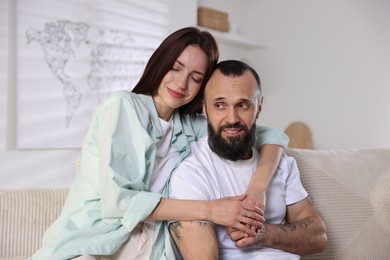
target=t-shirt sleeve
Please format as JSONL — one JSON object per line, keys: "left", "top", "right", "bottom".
{"left": 282, "top": 154, "right": 308, "bottom": 205}
{"left": 169, "top": 154, "right": 210, "bottom": 201}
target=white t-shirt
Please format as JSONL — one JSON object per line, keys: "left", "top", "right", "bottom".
{"left": 149, "top": 117, "right": 179, "bottom": 192}
{"left": 169, "top": 136, "right": 308, "bottom": 260}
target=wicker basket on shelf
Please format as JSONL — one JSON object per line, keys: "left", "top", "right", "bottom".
{"left": 197, "top": 7, "right": 229, "bottom": 32}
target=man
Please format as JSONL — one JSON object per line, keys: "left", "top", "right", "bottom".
{"left": 168, "top": 60, "right": 327, "bottom": 259}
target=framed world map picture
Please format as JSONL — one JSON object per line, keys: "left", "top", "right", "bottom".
{"left": 16, "top": 0, "right": 169, "bottom": 148}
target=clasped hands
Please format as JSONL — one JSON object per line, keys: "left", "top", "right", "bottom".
{"left": 226, "top": 193, "right": 266, "bottom": 248}
{"left": 210, "top": 193, "right": 265, "bottom": 239}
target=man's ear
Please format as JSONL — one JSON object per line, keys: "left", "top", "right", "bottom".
{"left": 256, "top": 96, "right": 263, "bottom": 119}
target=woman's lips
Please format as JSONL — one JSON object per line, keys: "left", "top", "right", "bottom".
{"left": 168, "top": 88, "right": 185, "bottom": 98}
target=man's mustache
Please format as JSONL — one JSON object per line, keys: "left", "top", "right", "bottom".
{"left": 218, "top": 123, "right": 247, "bottom": 133}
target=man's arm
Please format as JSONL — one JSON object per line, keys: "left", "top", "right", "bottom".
{"left": 228, "top": 197, "right": 327, "bottom": 255}
{"left": 169, "top": 221, "right": 218, "bottom": 260}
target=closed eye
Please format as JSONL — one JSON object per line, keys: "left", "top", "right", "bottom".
{"left": 172, "top": 66, "right": 180, "bottom": 71}
{"left": 192, "top": 75, "right": 203, "bottom": 84}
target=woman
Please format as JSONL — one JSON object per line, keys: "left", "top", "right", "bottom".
{"left": 31, "top": 27, "right": 288, "bottom": 260}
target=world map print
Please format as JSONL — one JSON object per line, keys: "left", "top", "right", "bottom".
{"left": 25, "top": 20, "right": 155, "bottom": 128}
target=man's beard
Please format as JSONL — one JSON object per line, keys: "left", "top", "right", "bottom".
{"left": 208, "top": 121, "right": 256, "bottom": 161}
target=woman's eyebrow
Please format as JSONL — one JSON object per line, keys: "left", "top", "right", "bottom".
{"left": 175, "top": 60, "right": 205, "bottom": 76}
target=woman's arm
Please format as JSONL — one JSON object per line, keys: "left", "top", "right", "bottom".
{"left": 246, "top": 144, "right": 284, "bottom": 209}
{"left": 97, "top": 92, "right": 163, "bottom": 230}
{"left": 247, "top": 126, "right": 288, "bottom": 209}
{"left": 146, "top": 195, "right": 264, "bottom": 236}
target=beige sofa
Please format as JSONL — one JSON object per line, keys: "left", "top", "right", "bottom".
{"left": 1, "top": 148, "right": 390, "bottom": 260}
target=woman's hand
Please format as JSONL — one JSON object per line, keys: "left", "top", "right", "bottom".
{"left": 208, "top": 194, "right": 264, "bottom": 236}
{"left": 244, "top": 188, "right": 266, "bottom": 213}
{"left": 244, "top": 184, "right": 267, "bottom": 234}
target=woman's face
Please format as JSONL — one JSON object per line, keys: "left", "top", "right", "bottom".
{"left": 153, "top": 45, "right": 208, "bottom": 121}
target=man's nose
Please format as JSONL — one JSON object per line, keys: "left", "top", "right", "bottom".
{"left": 225, "top": 108, "right": 239, "bottom": 124}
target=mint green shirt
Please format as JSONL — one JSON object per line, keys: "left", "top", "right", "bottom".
{"left": 31, "top": 91, "right": 288, "bottom": 260}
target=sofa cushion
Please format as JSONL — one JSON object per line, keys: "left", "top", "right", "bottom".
{"left": 0, "top": 189, "right": 68, "bottom": 259}
{"left": 286, "top": 148, "right": 390, "bottom": 260}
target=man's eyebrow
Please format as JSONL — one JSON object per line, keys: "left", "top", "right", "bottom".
{"left": 213, "top": 97, "right": 226, "bottom": 102}
{"left": 239, "top": 98, "right": 251, "bottom": 102}
{"left": 213, "top": 97, "right": 251, "bottom": 102}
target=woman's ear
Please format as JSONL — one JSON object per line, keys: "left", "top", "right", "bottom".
{"left": 202, "top": 100, "right": 207, "bottom": 118}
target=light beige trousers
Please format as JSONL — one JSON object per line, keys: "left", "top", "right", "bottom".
{"left": 73, "top": 222, "right": 156, "bottom": 260}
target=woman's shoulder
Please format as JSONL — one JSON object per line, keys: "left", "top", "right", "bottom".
{"left": 178, "top": 113, "right": 207, "bottom": 140}
{"left": 107, "top": 90, "right": 151, "bottom": 103}
{"left": 180, "top": 113, "right": 206, "bottom": 124}
{"left": 99, "top": 91, "right": 154, "bottom": 111}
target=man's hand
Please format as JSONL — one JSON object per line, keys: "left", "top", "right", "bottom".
{"left": 227, "top": 225, "right": 266, "bottom": 248}
{"left": 227, "top": 198, "right": 327, "bottom": 255}
{"left": 226, "top": 225, "right": 265, "bottom": 248}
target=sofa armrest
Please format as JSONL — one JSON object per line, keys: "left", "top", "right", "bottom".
{"left": 286, "top": 148, "right": 390, "bottom": 259}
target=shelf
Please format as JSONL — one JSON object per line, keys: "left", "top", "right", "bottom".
{"left": 199, "top": 27, "right": 266, "bottom": 49}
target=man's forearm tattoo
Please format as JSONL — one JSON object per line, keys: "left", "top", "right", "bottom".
{"left": 169, "top": 221, "right": 210, "bottom": 240}
{"left": 170, "top": 222, "right": 183, "bottom": 240}
{"left": 278, "top": 219, "right": 314, "bottom": 232}
{"left": 198, "top": 221, "right": 210, "bottom": 227}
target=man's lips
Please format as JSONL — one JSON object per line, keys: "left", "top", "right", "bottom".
{"left": 167, "top": 88, "right": 185, "bottom": 98}
{"left": 222, "top": 128, "right": 243, "bottom": 137}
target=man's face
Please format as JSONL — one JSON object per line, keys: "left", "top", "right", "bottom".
{"left": 203, "top": 70, "right": 262, "bottom": 161}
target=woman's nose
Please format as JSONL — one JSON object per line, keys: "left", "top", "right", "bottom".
{"left": 175, "top": 73, "right": 187, "bottom": 89}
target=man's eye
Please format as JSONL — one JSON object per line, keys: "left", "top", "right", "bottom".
{"left": 214, "top": 103, "right": 225, "bottom": 109}
{"left": 238, "top": 103, "right": 250, "bottom": 109}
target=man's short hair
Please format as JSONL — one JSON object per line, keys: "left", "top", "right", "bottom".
{"left": 215, "top": 60, "right": 262, "bottom": 94}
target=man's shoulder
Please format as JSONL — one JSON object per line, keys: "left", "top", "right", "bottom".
{"left": 183, "top": 136, "right": 210, "bottom": 165}
{"left": 276, "top": 152, "right": 300, "bottom": 176}
{"left": 170, "top": 137, "right": 214, "bottom": 200}
{"left": 173, "top": 136, "right": 212, "bottom": 176}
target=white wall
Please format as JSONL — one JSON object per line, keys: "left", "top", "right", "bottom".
{"left": 195, "top": 0, "right": 390, "bottom": 150}
{"left": 248, "top": 0, "right": 390, "bottom": 149}
{"left": 1, "top": 0, "right": 389, "bottom": 189}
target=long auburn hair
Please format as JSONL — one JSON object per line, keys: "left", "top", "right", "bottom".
{"left": 132, "top": 27, "right": 219, "bottom": 114}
